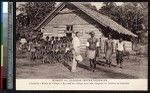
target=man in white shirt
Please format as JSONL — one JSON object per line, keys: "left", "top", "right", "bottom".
{"left": 115, "top": 37, "right": 125, "bottom": 68}
{"left": 71, "top": 31, "right": 81, "bottom": 72}
{"left": 72, "top": 32, "right": 80, "bottom": 55}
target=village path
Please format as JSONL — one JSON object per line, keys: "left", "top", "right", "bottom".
{"left": 16, "top": 53, "right": 147, "bottom": 79}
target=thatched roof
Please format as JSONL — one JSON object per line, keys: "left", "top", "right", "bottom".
{"left": 34, "top": 2, "right": 137, "bottom": 37}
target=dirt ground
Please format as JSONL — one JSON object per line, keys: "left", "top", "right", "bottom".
{"left": 16, "top": 52, "right": 148, "bottom": 79}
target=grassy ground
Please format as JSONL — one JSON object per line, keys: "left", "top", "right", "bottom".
{"left": 16, "top": 51, "right": 148, "bottom": 79}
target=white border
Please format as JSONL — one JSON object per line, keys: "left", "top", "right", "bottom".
{"left": 16, "top": 79, "right": 147, "bottom": 90}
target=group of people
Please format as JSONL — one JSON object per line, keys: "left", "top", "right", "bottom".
{"left": 72, "top": 31, "right": 125, "bottom": 72}
{"left": 19, "top": 35, "right": 74, "bottom": 64}
{"left": 19, "top": 30, "right": 126, "bottom": 73}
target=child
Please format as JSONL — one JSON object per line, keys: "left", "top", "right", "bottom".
{"left": 42, "top": 39, "right": 49, "bottom": 63}
{"left": 48, "top": 44, "right": 53, "bottom": 64}
{"left": 55, "top": 44, "right": 59, "bottom": 63}
{"left": 57, "top": 37, "right": 61, "bottom": 44}
{"left": 60, "top": 44, "right": 66, "bottom": 63}
{"left": 45, "top": 36, "right": 50, "bottom": 45}
{"left": 50, "top": 38, "right": 56, "bottom": 63}
{"left": 65, "top": 43, "right": 70, "bottom": 53}
{"left": 28, "top": 40, "right": 32, "bottom": 52}
{"left": 51, "top": 36, "right": 54, "bottom": 44}
{"left": 35, "top": 40, "right": 42, "bottom": 59}
{"left": 58, "top": 42, "right": 63, "bottom": 63}
{"left": 48, "top": 46, "right": 53, "bottom": 64}
{"left": 65, "top": 43, "right": 70, "bottom": 62}
{"left": 68, "top": 42, "right": 73, "bottom": 62}
{"left": 40, "top": 39, "right": 45, "bottom": 60}
{"left": 30, "top": 39, "right": 36, "bottom": 61}
{"left": 42, "top": 51, "right": 49, "bottom": 64}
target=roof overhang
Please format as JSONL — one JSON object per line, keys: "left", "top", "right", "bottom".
{"left": 34, "top": 2, "right": 138, "bottom": 38}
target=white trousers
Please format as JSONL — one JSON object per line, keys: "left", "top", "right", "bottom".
{"left": 71, "top": 57, "right": 77, "bottom": 72}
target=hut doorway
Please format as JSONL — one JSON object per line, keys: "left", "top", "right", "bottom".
{"left": 65, "top": 25, "right": 73, "bottom": 40}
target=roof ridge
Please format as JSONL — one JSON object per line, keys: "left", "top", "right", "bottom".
{"left": 71, "top": 2, "right": 137, "bottom": 37}
{"left": 75, "top": 2, "right": 111, "bottom": 19}
{"left": 34, "top": 2, "right": 137, "bottom": 37}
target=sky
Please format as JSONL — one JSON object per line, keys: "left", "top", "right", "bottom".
{"left": 55, "top": 2, "right": 124, "bottom": 9}
{"left": 16, "top": 2, "right": 124, "bottom": 10}
{"left": 90, "top": 2, "right": 124, "bottom": 9}
{"left": 3, "top": 2, "right": 8, "bottom": 13}
{"left": 16, "top": 2, "right": 124, "bottom": 15}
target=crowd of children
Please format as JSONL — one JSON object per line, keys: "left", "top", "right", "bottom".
{"left": 28, "top": 35, "right": 73, "bottom": 64}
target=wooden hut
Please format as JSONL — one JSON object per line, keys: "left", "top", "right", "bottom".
{"left": 34, "top": 2, "right": 137, "bottom": 53}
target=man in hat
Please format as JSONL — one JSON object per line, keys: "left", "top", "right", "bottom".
{"left": 86, "top": 31, "right": 99, "bottom": 72}
{"left": 104, "top": 34, "right": 114, "bottom": 67}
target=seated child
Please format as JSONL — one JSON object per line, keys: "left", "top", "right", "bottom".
{"left": 35, "top": 41, "right": 42, "bottom": 59}
{"left": 30, "top": 43, "right": 36, "bottom": 61}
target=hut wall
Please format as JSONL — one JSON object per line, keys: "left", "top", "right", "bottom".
{"left": 113, "top": 39, "right": 132, "bottom": 51}
{"left": 40, "top": 7, "right": 132, "bottom": 54}
{"left": 41, "top": 7, "right": 103, "bottom": 53}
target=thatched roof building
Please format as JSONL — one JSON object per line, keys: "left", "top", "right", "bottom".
{"left": 34, "top": 2, "right": 137, "bottom": 52}
{"left": 35, "top": 2, "right": 137, "bottom": 38}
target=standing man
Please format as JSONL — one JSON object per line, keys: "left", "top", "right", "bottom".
{"left": 115, "top": 37, "right": 125, "bottom": 68}
{"left": 71, "top": 31, "right": 82, "bottom": 72}
{"left": 86, "top": 31, "right": 99, "bottom": 72}
{"left": 104, "top": 34, "right": 114, "bottom": 67}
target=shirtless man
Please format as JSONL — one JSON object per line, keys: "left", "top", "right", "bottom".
{"left": 86, "top": 31, "right": 99, "bottom": 72}
{"left": 104, "top": 34, "right": 114, "bottom": 67}
{"left": 115, "top": 37, "right": 125, "bottom": 68}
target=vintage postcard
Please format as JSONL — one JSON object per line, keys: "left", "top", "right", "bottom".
{"left": 16, "top": 2, "right": 148, "bottom": 90}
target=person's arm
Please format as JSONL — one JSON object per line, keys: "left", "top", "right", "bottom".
{"left": 85, "top": 41, "right": 89, "bottom": 57}
{"left": 70, "top": 42, "right": 73, "bottom": 50}
{"left": 99, "top": 38, "right": 102, "bottom": 52}
{"left": 96, "top": 39, "right": 100, "bottom": 48}
{"left": 123, "top": 42, "right": 126, "bottom": 52}
{"left": 77, "top": 39, "right": 81, "bottom": 55}
{"left": 115, "top": 42, "right": 118, "bottom": 52}
{"left": 112, "top": 41, "right": 114, "bottom": 54}
{"left": 96, "top": 39, "right": 99, "bottom": 57}
{"left": 72, "top": 38, "right": 77, "bottom": 56}
{"left": 71, "top": 38, "right": 74, "bottom": 48}
{"left": 104, "top": 40, "right": 106, "bottom": 54}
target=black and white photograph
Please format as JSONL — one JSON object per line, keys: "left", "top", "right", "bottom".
{"left": 16, "top": 2, "right": 148, "bottom": 79}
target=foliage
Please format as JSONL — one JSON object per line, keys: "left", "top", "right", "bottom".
{"left": 16, "top": 2, "right": 148, "bottom": 44}
{"left": 99, "top": 2, "right": 148, "bottom": 43}
{"left": 16, "top": 2, "right": 56, "bottom": 39}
